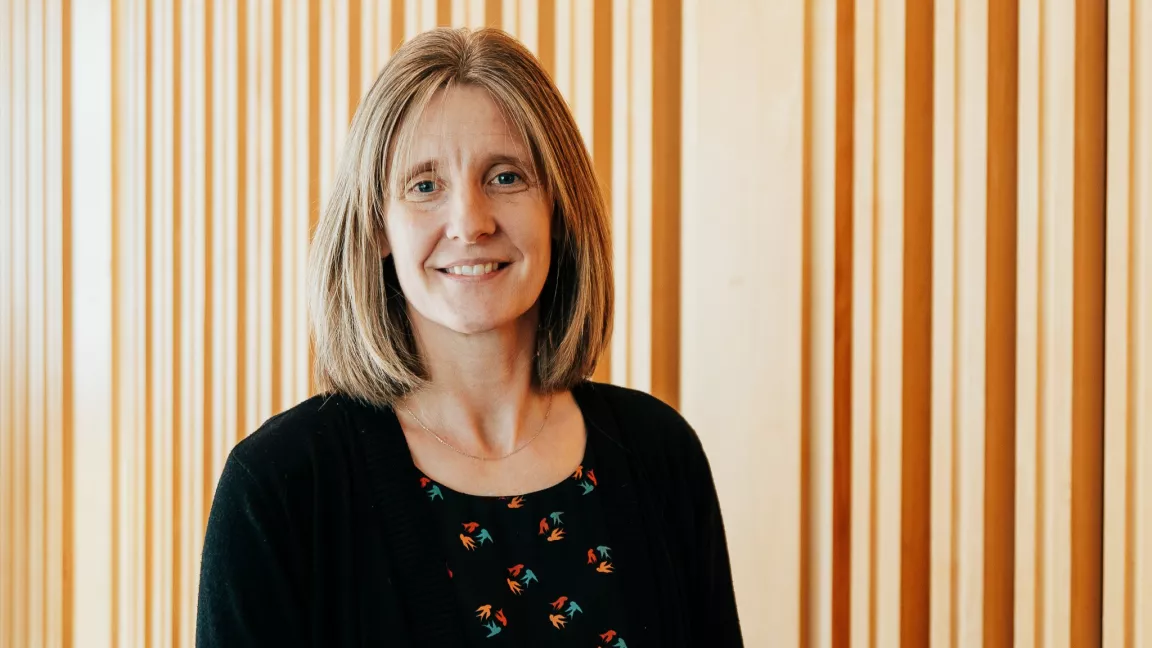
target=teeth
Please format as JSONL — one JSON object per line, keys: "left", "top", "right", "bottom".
{"left": 447, "top": 263, "right": 500, "bottom": 276}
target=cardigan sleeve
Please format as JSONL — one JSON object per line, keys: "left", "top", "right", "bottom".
{"left": 196, "top": 448, "right": 307, "bottom": 647}
{"left": 684, "top": 427, "right": 744, "bottom": 646}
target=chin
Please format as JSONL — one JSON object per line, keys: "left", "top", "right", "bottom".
{"left": 438, "top": 312, "right": 520, "bottom": 336}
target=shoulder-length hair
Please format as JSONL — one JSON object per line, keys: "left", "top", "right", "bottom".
{"left": 307, "top": 27, "right": 613, "bottom": 407}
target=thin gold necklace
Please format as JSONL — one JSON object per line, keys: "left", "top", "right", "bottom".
{"left": 401, "top": 393, "right": 555, "bottom": 462}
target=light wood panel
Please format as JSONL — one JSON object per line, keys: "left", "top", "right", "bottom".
{"left": 1104, "top": 2, "right": 1152, "bottom": 647}
{"left": 681, "top": 1, "right": 804, "bottom": 644}
{"left": 4, "top": 2, "right": 1151, "bottom": 647}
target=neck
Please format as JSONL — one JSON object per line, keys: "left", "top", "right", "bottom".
{"left": 400, "top": 308, "right": 548, "bottom": 457}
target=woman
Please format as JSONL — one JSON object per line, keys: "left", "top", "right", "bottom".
{"left": 197, "top": 27, "right": 742, "bottom": 647}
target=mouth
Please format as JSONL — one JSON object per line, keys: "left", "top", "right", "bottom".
{"left": 436, "top": 261, "right": 511, "bottom": 278}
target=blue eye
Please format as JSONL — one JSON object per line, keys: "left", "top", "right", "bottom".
{"left": 414, "top": 180, "right": 437, "bottom": 193}
{"left": 493, "top": 172, "right": 520, "bottom": 185}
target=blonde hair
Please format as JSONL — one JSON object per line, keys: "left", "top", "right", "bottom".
{"left": 307, "top": 27, "right": 613, "bottom": 407}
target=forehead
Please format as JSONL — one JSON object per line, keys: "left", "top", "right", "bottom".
{"left": 405, "top": 84, "right": 531, "bottom": 157}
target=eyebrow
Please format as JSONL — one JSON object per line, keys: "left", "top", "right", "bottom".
{"left": 396, "top": 153, "right": 534, "bottom": 185}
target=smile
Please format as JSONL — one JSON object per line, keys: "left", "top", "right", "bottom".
{"left": 437, "top": 262, "right": 509, "bottom": 277}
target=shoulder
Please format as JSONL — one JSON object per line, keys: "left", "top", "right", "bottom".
{"left": 575, "top": 381, "right": 706, "bottom": 464}
{"left": 227, "top": 393, "right": 367, "bottom": 490}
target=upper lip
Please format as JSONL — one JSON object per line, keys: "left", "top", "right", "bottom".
{"left": 436, "top": 258, "right": 509, "bottom": 269}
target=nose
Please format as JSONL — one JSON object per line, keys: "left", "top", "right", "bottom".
{"left": 444, "top": 183, "right": 496, "bottom": 244}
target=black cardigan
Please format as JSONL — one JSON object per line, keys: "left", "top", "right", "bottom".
{"left": 196, "top": 381, "right": 743, "bottom": 647}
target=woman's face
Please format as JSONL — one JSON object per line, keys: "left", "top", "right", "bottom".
{"left": 382, "top": 85, "right": 553, "bottom": 337}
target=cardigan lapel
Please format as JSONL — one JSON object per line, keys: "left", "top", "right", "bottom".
{"left": 352, "top": 397, "right": 467, "bottom": 647}
{"left": 574, "top": 382, "right": 688, "bottom": 647}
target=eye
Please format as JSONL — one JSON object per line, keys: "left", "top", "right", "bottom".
{"left": 492, "top": 172, "right": 521, "bottom": 186}
{"left": 413, "top": 180, "right": 437, "bottom": 193}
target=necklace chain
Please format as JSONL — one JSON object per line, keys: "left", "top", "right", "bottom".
{"left": 401, "top": 393, "right": 555, "bottom": 462}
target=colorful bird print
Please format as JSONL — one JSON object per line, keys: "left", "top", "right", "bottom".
{"left": 587, "top": 549, "right": 598, "bottom": 564}
{"left": 597, "top": 545, "right": 612, "bottom": 559}
{"left": 476, "top": 605, "right": 492, "bottom": 620}
{"left": 613, "top": 639, "right": 628, "bottom": 648}
{"left": 600, "top": 630, "right": 618, "bottom": 642}
{"left": 573, "top": 465, "right": 583, "bottom": 479}
{"left": 549, "top": 614, "right": 567, "bottom": 629}
{"left": 507, "top": 495, "right": 525, "bottom": 509}
{"left": 484, "top": 621, "right": 503, "bottom": 638}
{"left": 477, "top": 529, "right": 494, "bottom": 545}
{"left": 462, "top": 521, "right": 479, "bottom": 533}
{"left": 419, "top": 477, "right": 431, "bottom": 488}
{"left": 550, "top": 596, "right": 569, "bottom": 610}
{"left": 596, "top": 561, "right": 614, "bottom": 574}
{"left": 538, "top": 518, "right": 550, "bottom": 535}
{"left": 427, "top": 485, "right": 443, "bottom": 501}
{"left": 549, "top": 511, "right": 565, "bottom": 525}
{"left": 587, "top": 469, "right": 597, "bottom": 486}
{"left": 580, "top": 481, "right": 595, "bottom": 496}
{"left": 495, "top": 609, "right": 507, "bottom": 626}
{"left": 507, "top": 564, "right": 524, "bottom": 577}
{"left": 507, "top": 578, "right": 524, "bottom": 595}
{"left": 460, "top": 534, "right": 477, "bottom": 551}
{"left": 520, "top": 569, "right": 538, "bottom": 586}
{"left": 547, "top": 528, "right": 566, "bottom": 542}
{"left": 564, "top": 601, "right": 584, "bottom": 617}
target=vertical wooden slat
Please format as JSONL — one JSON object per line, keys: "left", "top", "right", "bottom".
{"left": 1040, "top": 0, "right": 1077, "bottom": 644}
{"left": 501, "top": 0, "right": 517, "bottom": 32}
{"left": 806, "top": 0, "right": 839, "bottom": 645}
{"left": 984, "top": 2, "right": 1019, "bottom": 647}
{"left": 589, "top": 0, "right": 612, "bottom": 385}
{"left": 170, "top": 0, "right": 185, "bottom": 643}
{"left": 956, "top": 1, "right": 989, "bottom": 646}
{"left": 1103, "top": 2, "right": 1135, "bottom": 646}
{"left": 27, "top": 0, "right": 47, "bottom": 643}
{"left": 929, "top": 0, "right": 957, "bottom": 645}
{"left": 873, "top": 0, "right": 905, "bottom": 643}
{"left": 111, "top": 1, "right": 124, "bottom": 641}
{"left": 552, "top": 0, "right": 571, "bottom": 98}
{"left": 514, "top": 0, "right": 538, "bottom": 54}
{"left": 201, "top": 0, "right": 217, "bottom": 579}
{"left": 292, "top": 0, "right": 311, "bottom": 404}
{"left": 1014, "top": 0, "right": 1041, "bottom": 643}
{"left": 160, "top": 1, "right": 177, "bottom": 641}
{"left": 484, "top": 0, "right": 501, "bottom": 28}
{"left": 270, "top": 0, "right": 283, "bottom": 416}
{"left": 1133, "top": 6, "right": 1152, "bottom": 643}
{"left": 627, "top": 0, "right": 651, "bottom": 394}
{"left": 608, "top": 0, "right": 628, "bottom": 384}
{"left": 849, "top": 0, "right": 875, "bottom": 644}
{"left": 0, "top": 0, "right": 13, "bottom": 641}
{"left": 71, "top": 0, "right": 115, "bottom": 643}
{"left": 60, "top": 0, "right": 74, "bottom": 641}
{"left": 536, "top": 0, "right": 554, "bottom": 78}
{"left": 44, "top": 0, "right": 67, "bottom": 643}
{"left": 832, "top": 0, "right": 855, "bottom": 643}
{"left": 307, "top": 0, "right": 321, "bottom": 395}
{"left": 650, "top": 0, "right": 679, "bottom": 409}
{"left": 11, "top": 1, "right": 30, "bottom": 645}
{"left": 138, "top": 0, "right": 157, "bottom": 644}
{"left": 235, "top": 0, "right": 248, "bottom": 444}
{"left": 901, "top": 0, "right": 933, "bottom": 644}
{"left": 1071, "top": 1, "right": 1106, "bottom": 644}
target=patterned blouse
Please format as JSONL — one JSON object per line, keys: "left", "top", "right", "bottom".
{"left": 418, "top": 439, "right": 634, "bottom": 647}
